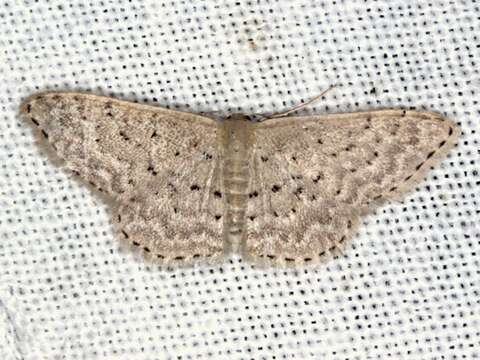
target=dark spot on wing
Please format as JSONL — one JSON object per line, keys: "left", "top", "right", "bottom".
{"left": 119, "top": 131, "right": 129, "bottom": 141}
{"left": 293, "top": 187, "right": 303, "bottom": 197}
{"left": 312, "top": 173, "right": 323, "bottom": 183}
{"left": 203, "top": 152, "right": 213, "bottom": 160}
{"left": 147, "top": 164, "right": 158, "bottom": 176}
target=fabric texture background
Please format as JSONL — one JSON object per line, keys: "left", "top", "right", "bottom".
{"left": 0, "top": 1, "right": 478, "bottom": 359}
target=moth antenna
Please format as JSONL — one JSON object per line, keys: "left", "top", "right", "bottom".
{"left": 265, "top": 84, "right": 337, "bottom": 119}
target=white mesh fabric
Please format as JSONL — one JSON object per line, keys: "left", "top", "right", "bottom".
{"left": 0, "top": 1, "right": 479, "bottom": 359}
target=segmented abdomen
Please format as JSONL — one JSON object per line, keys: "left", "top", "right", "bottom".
{"left": 221, "top": 118, "right": 254, "bottom": 251}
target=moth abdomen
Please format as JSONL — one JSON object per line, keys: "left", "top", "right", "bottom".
{"left": 222, "top": 118, "right": 254, "bottom": 249}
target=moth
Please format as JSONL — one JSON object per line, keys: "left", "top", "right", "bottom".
{"left": 21, "top": 92, "right": 459, "bottom": 266}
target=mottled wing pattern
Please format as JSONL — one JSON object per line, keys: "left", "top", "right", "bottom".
{"left": 245, "top": 110, "right": 458, "bottom": 265}
{"left": 21, "top": 92, "right": 225, "bottom": 264}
